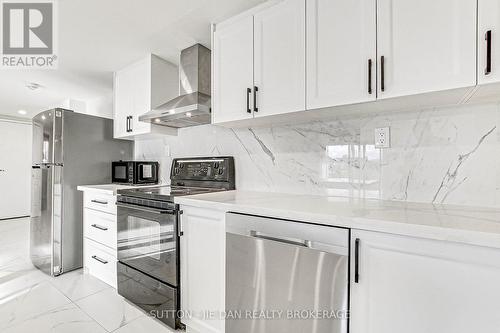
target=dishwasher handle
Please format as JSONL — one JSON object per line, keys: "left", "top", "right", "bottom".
{"left": 250, "top": 230, "right": 312, "bottom": 248}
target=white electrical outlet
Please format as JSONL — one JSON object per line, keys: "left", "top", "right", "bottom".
{"left": 164, "top": 145, "right": 171, "bottom": 157}
{"left": 374, "top": 127, "right": 391, "bottom": 148}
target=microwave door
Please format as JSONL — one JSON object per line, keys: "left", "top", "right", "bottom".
{"left": 113, "top": 163, "right": 129, "bottom": 183}
{"left": 137, "top": 162, "right": 158, "bottom": 184}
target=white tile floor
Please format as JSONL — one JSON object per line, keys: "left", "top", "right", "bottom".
{"left": 0, "top": 217, "right": 176, "bottom": 333}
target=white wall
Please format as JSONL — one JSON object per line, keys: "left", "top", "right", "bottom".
{"left": 0, "top": 119, "right": 32, "bottom": 219}
{"left": 135, "top": 102, "right": 500, "bottom": 208}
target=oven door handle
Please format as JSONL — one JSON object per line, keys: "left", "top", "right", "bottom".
{"left": 116, "top": 202, "right": 176, "bottom": 215}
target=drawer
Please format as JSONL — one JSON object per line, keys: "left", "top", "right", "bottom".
{"left": 84, "top": 238, "right": 117, "bottom": 288}
{"left": 84, "top": 192, "right": 116, "bottom": 215}
{"left": 84, "top": 209, "right": 117, "bottom": 250}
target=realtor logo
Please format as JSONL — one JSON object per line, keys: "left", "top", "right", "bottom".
{"left": 1, "top": 0, "right": 57, "bottom": 68}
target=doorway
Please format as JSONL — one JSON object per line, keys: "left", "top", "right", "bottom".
{"left": 0, "top": 119, "right": 32, "bottom": 220}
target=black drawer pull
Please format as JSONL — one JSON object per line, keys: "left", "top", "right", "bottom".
{"left": 91, "top": 255, "right": 108, "bottom": 264}
{"left": 91, "top": 224, "right": 108, "bottom": 231}
{"left": 91, "top": 199, "right": 108, "bottom": 205}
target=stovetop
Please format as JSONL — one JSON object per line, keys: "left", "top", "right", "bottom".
{"left": 117, "top": 185, "right": 225, "bottom": 202}
{"left": 117, "top": 156, "right": 235, "bottom": 203}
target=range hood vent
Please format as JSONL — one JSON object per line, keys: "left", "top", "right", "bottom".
{"left": 139, "top": 44, "right": 211, "bottom": 128}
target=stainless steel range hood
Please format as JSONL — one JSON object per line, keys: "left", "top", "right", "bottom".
{"left": 139, "top": 44, "right": 211, "bottom": 128}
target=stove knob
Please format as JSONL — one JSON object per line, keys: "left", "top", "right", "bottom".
{"left": 218, "top": 168, "right": 224, "bottom": 175}
{"left": 214, "top": 162, "right": 219, "bottom": 169}
{"left": 174, "top": 168, "right": 179, "bottom": 175}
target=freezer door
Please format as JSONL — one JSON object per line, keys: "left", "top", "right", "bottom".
{"left": 32, "top": 109, "right": 63, "bottom": 165}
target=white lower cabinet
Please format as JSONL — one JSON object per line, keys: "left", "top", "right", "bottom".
{"left": 84, "top": 238, "right": 117, "bottom": 288}
{"left": 180, "top": 206, "right": 226, "bottom": 333}
{"left": 82, "top": 191, "right": 118, "bottom": 288}
{"left": 350, "top": 230, "right": 500, "bottom": 333}
{"left": 177, "top": 203, "right": 500, "bottom": 332}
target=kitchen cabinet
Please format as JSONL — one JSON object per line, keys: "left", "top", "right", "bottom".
{"left": 253, "top": 0, "right": 305, "bottom": 117}
{"left": 213, "top": 0, "right": 480, "bottom": 126}
{"left": 212, "top": 0, "right": 305, "bottom": 124}
{"left": 212, "top": 15, "right": 254, "bottom": 123}
{"left": 180, "top": 206, "right": 226, "bottom": 333}
{"left": 81, "top": 190, "right": 118, "bottom": 288}
{"left": 113, "top": 54, "right": 178, "bottom": 139}
{"left": 478, "top": 0, "right": 500, "bottom": 84}
{"left": 350, "top": 230, "right": 500, "bottom": 333}
{"left": 376, "top": 0, "right": 477, "bottom": 99}
{"left": 306, "top": 0, "right": 376, "bottom": 109}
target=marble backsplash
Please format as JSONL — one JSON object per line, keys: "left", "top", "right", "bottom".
{"left": 135, "top": 102, "right": 500, "bottom": 208}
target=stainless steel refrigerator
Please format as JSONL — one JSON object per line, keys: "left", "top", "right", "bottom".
{"left": 30, "top": 108, "right": 133, "bottom": 276}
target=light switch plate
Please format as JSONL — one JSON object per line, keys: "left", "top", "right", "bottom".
{"left": 374, "top": 127, "right": 391, "bottom": 148}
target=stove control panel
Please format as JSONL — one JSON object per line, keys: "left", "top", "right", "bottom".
{"left": 170, "top": 157, "right": 235, "bottom": 190}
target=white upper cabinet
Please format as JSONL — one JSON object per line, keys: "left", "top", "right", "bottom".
{"left": 213, "top": 15, "right": 254, "bottom": 124}
{"left": 254, "top": 0, "right": 305, "bottom": 117}
{"left": 113, "top": 54, "right": 178, "bottom": 139}
{"left": 376, "top": 0, "right": 477, "bottom": 99}
{"left": 478, "top": 0, "right": 500, "bottom": 84}
{"left": 306, "top": 0, "right": 376, "bottom": 110}
{"left": 350, "top": 230, "right": 500, "bottom": 333}
{"left": 212, "top": 0, "right": 305, "bottom": 124}
{"left": 212, "top": 0, "right": 481, "bottom": 125}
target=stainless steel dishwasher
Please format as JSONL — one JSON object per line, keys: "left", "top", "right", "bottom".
{"left": 226, "top": 213, "right": 349, "bottom": 333}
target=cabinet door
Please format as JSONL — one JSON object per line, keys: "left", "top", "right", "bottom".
{"left": 180, "top": 207, "right": 225, "bottom": 333}
{"left": 213, "top": 15, "right": 254, "bottom": 124}
{"left": 113, "top": 70, "right": 133, "bottom": 138}
{"left": 254, "top": 0, "right": 305, "bottom": 117}
{"left": 129, "top": 58, "right": 151, "bottom": 135}
{"left": 479, "top": 0, "right": 500, "bottom": 84}
{"left": 306, "top": 0, "right": 376, "bottom": 110}
{"left": 377, "top": 0, "right": 476, "bottom": 99}
{"left": 350, "top": 230, "right": 500, "bottom": 333}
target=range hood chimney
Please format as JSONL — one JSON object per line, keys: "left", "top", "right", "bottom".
{"left": 139, "top": 44, "right": 211, "bottom": 128}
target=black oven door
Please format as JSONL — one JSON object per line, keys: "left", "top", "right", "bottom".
{"left": 112, "top": 162, "right": 130, "bottom": 183}
{"left": 135, "top": 162, "right": 159, "bottom": 184}
{"left": 117, "top": 202, "right": 178, "bottom": 287}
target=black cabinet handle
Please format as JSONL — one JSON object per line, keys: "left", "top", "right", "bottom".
{"left": 368, "top": 59, "right": 373, "bottom": 94}
{"left": 253, "top": 86, "right": 259, "bottom": 112}
{"left": 91, "top": 199, "right": 108, "bottom": 205}
{"left": 485, "top": 30, "right": 492, "bottom": 75}
{"left": 380, "top": 56, "right": 385, "bottom": 92}
{"left": 91, "top": 224, "right": 108, "bottom": 231}
{"left": 246, "top": 88, "right": 252, "bottom": 113}
{"left": 91, "top": 255, "right": 108, "bottom": 264}
{"left": 127, "top": 116, "right": 133, "bottom": 132}
{"left": 354, "top": 238, "right": 360, "bottom": 283}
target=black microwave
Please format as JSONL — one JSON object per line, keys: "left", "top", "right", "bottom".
{"left": 112, "top": 161, "right": 159, "bottom": 185}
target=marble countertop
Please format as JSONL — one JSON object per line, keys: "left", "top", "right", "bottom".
{"left": 175, "top": 191, "right": 500, "bottom": 249}
{"left": 77, "top": 184, "right": 163, "bottom": 196}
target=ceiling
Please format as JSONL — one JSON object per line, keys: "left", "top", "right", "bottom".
{"left": 0, "top": 0, "right": 265, "bottom": 119}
